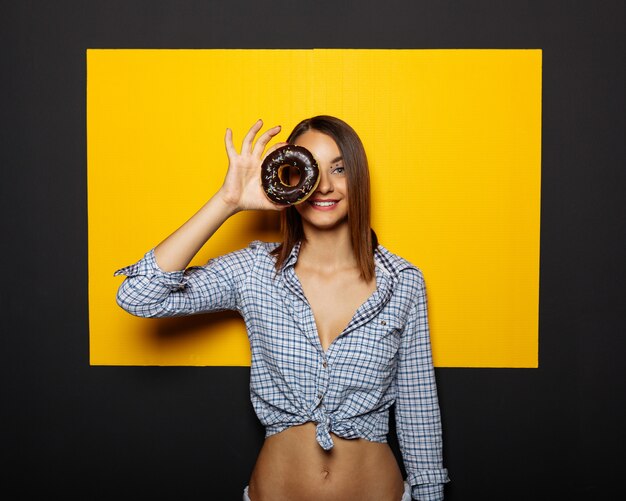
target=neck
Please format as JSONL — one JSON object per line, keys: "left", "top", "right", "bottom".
{"left": 298, "top": 221, "right": 356, "bottom": 272}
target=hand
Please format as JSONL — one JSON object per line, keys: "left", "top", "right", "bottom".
{"left": 218, "top": 119, "right": 287, "bottom": 212}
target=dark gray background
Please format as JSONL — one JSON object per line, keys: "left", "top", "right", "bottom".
{"left": 1, "top": 1, "right": 624, "bottom": 499}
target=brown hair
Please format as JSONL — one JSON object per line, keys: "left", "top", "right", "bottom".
{"left": 270, "top": 115, "right": 378, "bottom": 282}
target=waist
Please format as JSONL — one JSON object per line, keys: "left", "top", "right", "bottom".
{"left": 248, "top": 422, "right": 404, "bottom": 501}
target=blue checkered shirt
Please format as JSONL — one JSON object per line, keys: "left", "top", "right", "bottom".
{"left": 114, "top": 240, "right": 450, "bottom": 500}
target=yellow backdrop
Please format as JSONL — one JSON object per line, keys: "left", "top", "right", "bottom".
{"left": 87, "top": 49, "right": 541, "bottom": 367}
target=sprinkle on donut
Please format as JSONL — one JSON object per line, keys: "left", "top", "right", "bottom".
{"left": 261, "top": 145, "right": 320, "bottom": 205}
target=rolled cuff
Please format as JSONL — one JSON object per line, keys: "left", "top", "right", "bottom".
{"left": 114, "top": 248, "right": 186, "bottom": 289}
{"left": 408, "top": 468, "right": 450, "bottom": 500}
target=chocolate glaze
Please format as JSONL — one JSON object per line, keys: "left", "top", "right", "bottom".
{"left": 261, "top": 145, "right": 320, "bottom": 205}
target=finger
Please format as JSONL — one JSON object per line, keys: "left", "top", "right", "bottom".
{"left": 252, "top": 125, "right": 282, "bottom": 158}
{"left": 242, "top": 119, "right": 264, "bottom": 154}
{"left": 262, "top": 140, "right": 289, "bottom": 160}
{"left": 224, "top": 128, "right": 237, "bottom": 159}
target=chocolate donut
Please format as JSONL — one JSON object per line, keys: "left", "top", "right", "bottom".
{"left": 261, "top": 145, "right": 320, "bottom": 205}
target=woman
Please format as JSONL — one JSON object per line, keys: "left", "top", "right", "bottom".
{"left": 114, "top": 116, "right": 450, "bottom": 500}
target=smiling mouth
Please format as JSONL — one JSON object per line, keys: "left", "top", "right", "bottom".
{"left": 309, "top": 200, "right": 338, "bottom": 207}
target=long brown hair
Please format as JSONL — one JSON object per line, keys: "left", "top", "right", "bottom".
{"left": 270, "top": 115, "right": 378, "bottom": 281}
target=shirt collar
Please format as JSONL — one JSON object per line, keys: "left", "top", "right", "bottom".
{"left": 374, "top": 244, "right": 419, "bottom": 278}
{"left": 281, "top": 240, "right": 303, "bottom": 272}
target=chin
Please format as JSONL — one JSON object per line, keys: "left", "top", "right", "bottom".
{"left": 303, "top": 215, "right": 349, "bottom": 231}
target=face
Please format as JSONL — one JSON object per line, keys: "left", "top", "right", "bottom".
{"left": 292, "top": 130, "right": 349, "bottom": 231}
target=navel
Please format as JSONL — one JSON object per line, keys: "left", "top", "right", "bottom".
{"left": 320, "top": 466, "right": 331, "bottom": 480}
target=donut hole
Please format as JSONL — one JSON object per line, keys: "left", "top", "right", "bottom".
{"left": 278, "top": 164, "right": 301, "bottom": 187}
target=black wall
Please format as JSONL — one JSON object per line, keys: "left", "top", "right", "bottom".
{"left": 2, "top": 1, "right": 624, "bottom": 499}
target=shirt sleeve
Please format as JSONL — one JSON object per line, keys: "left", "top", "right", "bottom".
{"left": 395, "top": 270, "right": 450, "bottom": 500}
{"left": 112, "top": 241, "right": 260, "bottom": 318}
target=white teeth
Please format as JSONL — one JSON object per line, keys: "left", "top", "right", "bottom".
{"left": 311, "top": 201, "right": 337, "bottom": 207}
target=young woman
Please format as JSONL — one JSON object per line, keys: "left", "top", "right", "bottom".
{"left": 114, "top": 116, "right": 450, "bottom": 500}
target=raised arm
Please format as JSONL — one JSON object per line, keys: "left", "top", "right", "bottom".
{"left": 114, "top": 119, "right": 286, "bottom": 317}
{"left": 154, "top": 119, "right": 285, "bottom": 272}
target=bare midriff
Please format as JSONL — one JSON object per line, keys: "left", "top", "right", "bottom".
{"left": 247, "top": 422, "right": 405, "bottom": 501}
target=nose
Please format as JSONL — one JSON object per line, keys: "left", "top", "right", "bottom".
{"left": 314, "top": 169, "right": 333, "bottom": 194}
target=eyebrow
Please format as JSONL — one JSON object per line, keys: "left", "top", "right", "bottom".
{"left": 331, "top": 156, "right": 343, "bottom": 163}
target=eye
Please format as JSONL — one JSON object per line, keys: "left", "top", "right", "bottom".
{"left": 332, "top": 165, "right": 345, "bottom": 174}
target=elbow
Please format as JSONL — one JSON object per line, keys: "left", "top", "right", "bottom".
{"left": 115, "top": 285, "right": 148, "bottom": 317}
{"left": 115, "top": 281, "right": 169, "bottom": 318}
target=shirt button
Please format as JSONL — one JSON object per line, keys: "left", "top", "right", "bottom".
{"left": 318, "top": 393, "right": 323, "bottom": 399}
{"left": 381, "top": 320, "right": 387, "bottom": 326}
{"left": 322, "top": 361, "right": 328, "bottom": 368}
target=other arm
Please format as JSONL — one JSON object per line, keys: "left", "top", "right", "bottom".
{"left": 395, "top": 270, "right": 450, "bottom": 500}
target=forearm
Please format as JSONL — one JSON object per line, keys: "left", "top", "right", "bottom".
{"left": 153, "top": 189, "right": 238, "bottom": 272}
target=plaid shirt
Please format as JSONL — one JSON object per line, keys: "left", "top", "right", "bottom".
{"left": 114, "top": 240, "right": 450, "bottom": 500}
